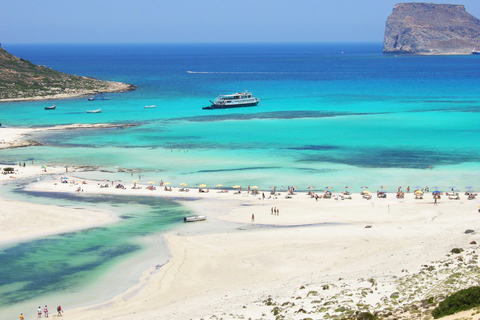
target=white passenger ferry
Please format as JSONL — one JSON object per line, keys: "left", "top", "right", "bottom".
{"left": 203, "top": 90, "right": 260, "bottom": 110}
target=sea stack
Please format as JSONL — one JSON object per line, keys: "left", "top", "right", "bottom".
{"left": 383, "top": 3, "right": 480, "bottom": 55}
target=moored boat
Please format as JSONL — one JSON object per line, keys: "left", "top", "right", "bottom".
{"left": 88, "top": 96, "right": 109, "bottom": 101}
{"left": 472, "top": 47, "right": 480, "bottom": 55}
{"left": 183, "top": 215, "right": 207, "bottom": 222}
{"left": 44, "top": 105, "right": 56, "bottom": 110}
{"left": 144, "top": 105, "right": 156, "bottom": 108}
{"left": 86, "top": 108, "right": 101, "bottom": 113}
{"left": 203, "top": 90, "right": 259, "bottom": 110}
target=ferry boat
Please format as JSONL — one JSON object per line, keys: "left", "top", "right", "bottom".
{"left": 203, "top": 91, "right": 260, "bottom": 110}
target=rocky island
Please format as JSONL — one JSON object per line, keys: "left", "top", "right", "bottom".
{"left": 0, "top": 45, "right": 135, "bottom": 102}
{"left": 383, "top": 3, "right": 480, "bottom": 55}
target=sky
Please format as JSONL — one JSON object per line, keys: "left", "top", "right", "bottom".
{"left": 2, "top": 0, "right": 480, "bottom": 43}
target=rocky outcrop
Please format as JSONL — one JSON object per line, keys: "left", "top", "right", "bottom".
{"left": 383, "top": 3, "right": 480, "bottom": 55}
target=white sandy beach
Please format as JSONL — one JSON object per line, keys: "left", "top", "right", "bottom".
{"left": 1, "top": 161, "right": 480, "bottom": 320}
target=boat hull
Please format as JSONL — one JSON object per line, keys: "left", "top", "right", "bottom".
{"left": 44, "top": 106, "right": 56, "bottom": 110}
{"left": 184, "top": 215, "right": 207, "bottom": 222}
{"left": 203, "top": 101, "right": 259, "bottom": 110}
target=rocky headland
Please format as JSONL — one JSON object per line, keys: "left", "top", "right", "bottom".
{"left": 383, "top": 3, "right": 480, "bottom": 55}
{"left": 0, "top": 46, "right": 135, "bottom": 102}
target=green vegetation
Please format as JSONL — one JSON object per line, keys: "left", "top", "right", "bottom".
{"left": 0, "top": 47, "right": 134, "bottom": 101}
{"left": 432, "top": 286, "right": 480, "bottom": 318}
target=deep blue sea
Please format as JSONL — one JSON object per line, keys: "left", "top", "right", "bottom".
{"left": 0, "top": 43, "right": 479, "bottom": 318}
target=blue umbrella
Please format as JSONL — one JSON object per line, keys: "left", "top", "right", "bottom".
{"left": 432, "top": 190, "right": 441, "bottom": 194}
{"left": 61, "top": 177, "right": 68, "bottom": 179}
{"left": 466, "top": 186, "right": 473, "bottom": 190}
{"left": 431, "top": 186, "right": 439, "bottom": 190}
{"left": 414, "top": 185, "right": 422, "bottom": 189}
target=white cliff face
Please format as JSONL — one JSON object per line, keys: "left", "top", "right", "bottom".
{"left": 383, "top": 2, "right": 480, "bottom": 55}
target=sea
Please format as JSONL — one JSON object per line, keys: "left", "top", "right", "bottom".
{"left": 0, "top": 43, "right": 479, "bottom": 318}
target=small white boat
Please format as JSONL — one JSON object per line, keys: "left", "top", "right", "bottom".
{"left": 184, "top": 215, "right": 207, "bottom": 222}
{"left": 86, "top": 108, "right": 101, "bottom": 113}
{"left": 144, "top": 105, "right": 156, "bottom": 108}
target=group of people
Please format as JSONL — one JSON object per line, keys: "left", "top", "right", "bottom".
{"left": 20, "top": 305, "right": 62, "bottom": 319}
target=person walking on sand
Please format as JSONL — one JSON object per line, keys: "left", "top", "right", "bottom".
{"left": 277, "top": 208, "right": 279, "bottom": 215}
{"left": 44, "top": 305, "right": 49, "bottom": 318}
{"left": 57, "top": 305, "right": 62, "bottom": 316}
{"left": 19, "top": 313, "right": 24, "bottom": 320}
{"left": 274, "top": 207, "right": 277, "bottom": 215}
{"left": 38, "top": 306, "right": 42, "bottom": 318}
{"left": 271, "top": 207, "right": 273, "bottom": 214}
{"left": 251, "top": 213, "right": 254, "bottom": 222}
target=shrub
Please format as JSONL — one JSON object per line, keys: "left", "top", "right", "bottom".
{"left": 432, "top": 286, "right": 480, "bottom": 318}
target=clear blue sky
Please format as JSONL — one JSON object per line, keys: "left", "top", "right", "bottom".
{"left": 3, "top": 0, "right": 480, "bottom": 43}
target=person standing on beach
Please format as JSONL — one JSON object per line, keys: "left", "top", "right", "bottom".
{"left": 19, "top": 313, "right": 24, "bottom": 320}
{"left": 38, "top": 306, "right": 42, "bottom": 318}
{"left": 57, "top": 305, "right": 62, "bottom": 316}
{"left": 44, "top": 305, "right": 49, "bottom": 318}
{"left": 271, "top": 207, "right": 273, "bottom": 214}
{"left": 277, "top": 208, "right": 280, "bottom": 215}
{"left": 251, "top": 214, "right": 254, "bottom": 222}
{"left": 274, "top": 207, "right": 277, "bottom": 215}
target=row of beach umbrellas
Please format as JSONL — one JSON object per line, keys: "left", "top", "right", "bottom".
{"left": 58, "top": 177, "right": 473, "bottom": 191}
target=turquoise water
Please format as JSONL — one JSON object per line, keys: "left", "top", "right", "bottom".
{"left": 0, "top": 43, "right": 479, "bottom": 317}
{"left": 1, "top": 43, "right": 479, "bottom": 191}
{"left": 0, "top": 184, "right": 191, "bottom": 318}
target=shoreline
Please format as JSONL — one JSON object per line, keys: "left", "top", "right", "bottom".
{"left": 0, "top": 123, "right": 137, "bottom": 149}
{"left": 0, "top": 81, "right": 136, "bottom": 103}
{"left": 2, "top": 166, "right": 480, "bottom": 319}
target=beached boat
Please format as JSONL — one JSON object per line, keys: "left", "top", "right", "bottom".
{"left": 144, "top": 105, "right": 156, "bottom": 108}
{"left": 44, "top": 105, "right": 56, "bottom": 110}
{"left": 203, "top": 90, "right": 259, "bottom": 110}
{"left": 183, "top": 215, "right": 207, "bottom": 222}
{"left": 86, "top": 108, "right": 101, "bottom": 113}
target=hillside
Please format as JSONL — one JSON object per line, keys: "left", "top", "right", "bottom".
{"left": 383, "top": 3, "right": 480, "bottom": 55}
{"left": 0, "top": 46, "right": 135, "bottom": 102}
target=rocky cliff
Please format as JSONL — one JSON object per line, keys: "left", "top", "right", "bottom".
{"left": 383, "top": 3, "right": 480, "bottom": 55}
{"left": 0, "top": 46, "right": 135, "bottom": 102}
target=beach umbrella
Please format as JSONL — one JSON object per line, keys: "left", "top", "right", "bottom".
{"left": 61, "top": 177, "right": 68, "bottom": 179}
{"left": 414, "top": 190, "right": 423, "bottom": 194}
{"left": 270, "top": 186, "right": 277, "bottom": 188}
{"left": 180, "top": 183, "right": 187, "bottom": 186}
{"left": 379, "top": 186, "right": 386, "bottom": 189}
{"left": 103, "top": 179, "right": 109, "bottom": 182}
{"left": 42, "top": 165, "right": 47, "bottom": 169}
{"left": 233, "top": 185, "right": 241, "bottom": 189}
{"left": 344, "top": 186, "right": 351, "bottom": 189}
{"left": 432, "top": 191, "right": 441, "bottom": 194}
{"left": 115, "top": 179, "right": 122, "bottom": 182}
{"left": 307, "top": 186, "right": 314, "bottom": 189}
{"left": 251, "top": 186, "right": 259, "bottom": 189}
{"left": 164, "top": 182, "right": 171, "bottom": 185}
{"left": 199, "top": 184, "right": 207, "bottom": 188}
{"left": 132, "top": 180, "right": 138, "bottom": 183}
{"left": 361, "top": 186, "right": 368, "bottom": 189}
{"left": 466, "top": 186, "right": 473, "bottom": 190}
{"left": 148, "top": 181, "right": 155, "bottom": 184}
{"left": 325, "top": 186, "right": 332, "bottom": 189}
{"left": 414, "top": 185, "right": 422, "bottom": 189}
{"left": 215, "top": 184, "right": 223, "bottom": 187}
{"left": 363, "top": 190, "right": 371, "bottom": 194}
{"left": 449, "top": 186, "right": 456, "bottom": 190}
